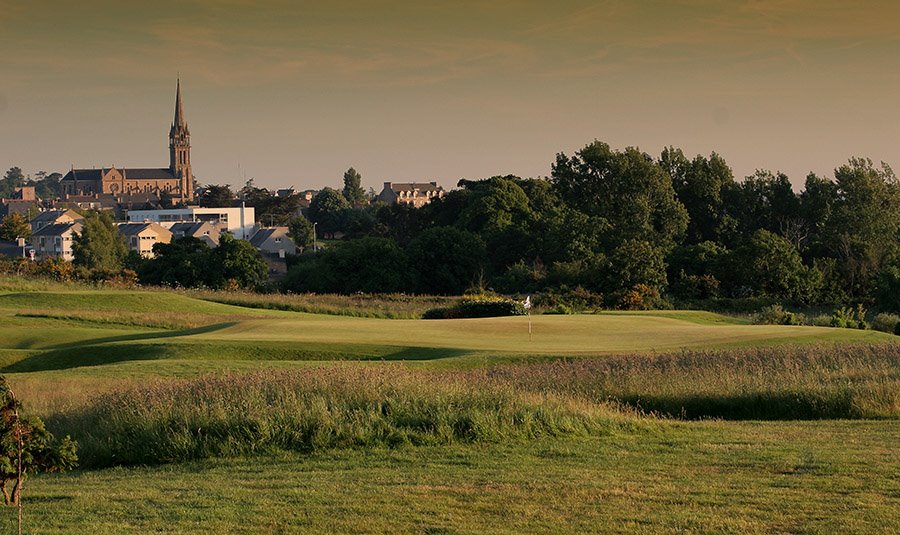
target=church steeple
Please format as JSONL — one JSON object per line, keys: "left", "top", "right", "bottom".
{"left": 169, "top": 77, "right": 193, "bottom": 202}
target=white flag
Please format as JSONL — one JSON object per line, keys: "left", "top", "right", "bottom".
{"left": 523, "top": 295, "right": 532, "bottom": 310}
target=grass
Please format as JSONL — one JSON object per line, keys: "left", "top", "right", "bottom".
{"left": 189, "top": 289, "right": 456, "bottom": 319}
{"left": 1, "top": 276, "right": 899, "bottom": 532}
{"left": 2, "top": 420, "right": 897, "bottom": 534}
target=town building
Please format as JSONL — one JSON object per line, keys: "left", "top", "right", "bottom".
{"left": 249, "top": 227, "right": 297, "bottom": 258}
{"left": 59, "top": 79, "right": 195, "bottom": 203}
{"left": 376, "top": 182, "right": 445, "bottom": 208}
{"left": 30, "top": 209, "right": 84, "bottom": 234}
{"left": 32, "top": 222, "right": 82, "bottom": 261}
{"left": 169, "top": 221, "right": 222, "bottom": 248}
{"left": 118, "top": 222, "right": 173, "bottom": 258}
{"left": 126, "top": 205, "right": 256, "bottom": 240}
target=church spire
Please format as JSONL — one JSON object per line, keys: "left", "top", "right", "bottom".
{"left": 169, "top": 77, "right": 193, "bottom": 202}
{"left": 173, "top": 77, "right": 186, "bottom": 130}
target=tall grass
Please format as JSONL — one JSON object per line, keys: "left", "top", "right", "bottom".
{"left": 189, "top": 290, "right": 455, "bottom": 319}
{"left": 475, "top": 343, "right": 900, "bottom": 420}
{"left": 53, "top": 367, "right": 632, "bottom": 467}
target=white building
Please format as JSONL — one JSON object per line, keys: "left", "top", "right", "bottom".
{"left": 126, "top": 205, "right": 255, "bottom": 240}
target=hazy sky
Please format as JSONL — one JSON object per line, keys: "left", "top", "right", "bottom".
{"left": 2, "top": 1, "right": 898, "bottom": 191}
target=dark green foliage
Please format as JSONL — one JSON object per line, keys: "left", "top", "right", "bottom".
{"left": 288, "top": 216, "right": 314, "bottom": 250}
{"left": 407, "top": 227, "right": 485, "bottom": 295}
{"left": 754, "top": 305, "right": 801, "bottom": 326}
{"left": 72, "top": 211, "right": 128, "bottom": 273}
{"left": 141, "top": 237, "right": 212, "bottom": 288}
{"left": 0, "top": 168, "right": 26, "bottom": 199}
{"left": 874, "top": 261, "right": 900, "bottom": 313}
{"left": 140, "top": 234, "right": 267, "bottom": 290}
{"left": 725, "top": 230, "right": 821, "bottom": 302}
{"left": 342, "top": 167, "right": 367, "bottom": 207}
{"left": 198, "top": 184, "right": 236, "bottom": 208}
{"left": 0, "top": 213, "right": 30, "bottom": 241}
{"left": 423, "top": 294, "right": 526, "bottom": 319}
{"left": 0, "top": 376, "right": 77, "bottom": 505}
{"left": 209, "top": 233, "right": 269, "bottom": 289}
{"left": 552, "top": 141, "right": 688, "bottom": 252}
{"left": 282, "top": 237, "right": 409, "bottom": 294}
{"left": 308, "top": 187, "right": 351, "bottom": 238}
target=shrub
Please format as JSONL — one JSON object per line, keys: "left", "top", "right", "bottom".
{"left": 422, "top": 293, "right": 526, "bottom": 319}
{"left": 617, "top": 284, "right": 667, "bottom": 310}
{"left": 872, "top": 313, "right": 900, "bottom": 334}
{"left": 0, "top": 377, "right": 78, "bottom": 505}
{"left": 754, "top": 304, "right": 801, "bottom": 326}
{"left": 831, "top": 305, "right": 868, "bottom": 330}
{"left": 456, "top": 294, "right": 526, "bottom": 318}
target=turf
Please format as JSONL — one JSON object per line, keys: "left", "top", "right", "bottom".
{"left": 2, "top": 420, "right": 897, "bottom": 534}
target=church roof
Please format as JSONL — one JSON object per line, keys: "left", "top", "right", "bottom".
{"left": 61, "top": 168, "right": 177, "bottom": 181}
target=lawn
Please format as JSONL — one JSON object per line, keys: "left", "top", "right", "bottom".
{"left": 1, "top": 420, "right": 897, "bottom": 534}
{"left": 0, "top": 280, "right": 897, "bottom": 533}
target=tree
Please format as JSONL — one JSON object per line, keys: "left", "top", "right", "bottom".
{"left": 825, "top": 158, "right": 900, "bottom": 298}
{"left": 208, "top": 232, "right": 268, "bottom": 289}
{"left": 407, "top": 227, "right": 486, "bottom": 294}
{"left": 0, "top": 213, "right": 30, "bottom": 242}
{"left": 661, "top": 148, "right": 735, "bottom": 244}
{"left": 288, "top": 217, "right": 315, "bottom": 251}
{"left": 552, "top": 141, "right": 688, "bottom": 252}
{"left": 139, "top": 237, "right": 212, "bottom": 288}
{"left": 308, "top": 187, "right": 350, "bottom": 238}
{"left": 0, "top": 376, "right": 77, "bottom": 506}
{"left": 727, "top": 230, "right": 821, "bottom": 302}
{"left": 198, "top": 184, "right": 236, "bottom": 208}
{"left": 72, "top": 211, "right": 128, "bottom": 273}
{"left": 283, "top": 237, "right": 408, "bottom": 293}
{"left": 0, "top": 168, "right": 25, "bottom": 199}
{"left": 342, "top": 167, "right": 367, "bottom": 207}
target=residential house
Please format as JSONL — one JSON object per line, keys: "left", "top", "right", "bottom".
{"left": 169, "top": 221, "right": 221, "bottom": 248}
{"left": 32, "top": 222, "right": 82, "bottom": 261}
{"left": 30, "top": 209, "right": 84, "bottom": 234}
{"left": 249, "top": 227, "right": 297, "bottom": 258}
{"left": 118, "top": 222, "right": 173, "bottom": 258}
{"left": 376, "top": 182, "right": 445, "bottom": 208}
{"left": 249, "top": 227, "right": 297, "bottom": 278}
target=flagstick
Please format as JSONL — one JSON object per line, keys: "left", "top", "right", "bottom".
{"left": 528, "top": 311, "right": 532, "bottom": 342}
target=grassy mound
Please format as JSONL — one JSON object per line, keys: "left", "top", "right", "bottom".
{"left": 53, "top": 367, "right": 632, "bottom": 467}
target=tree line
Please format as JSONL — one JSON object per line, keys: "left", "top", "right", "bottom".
{"left": 281, "top": 141, "right": 899, "bottom": 312}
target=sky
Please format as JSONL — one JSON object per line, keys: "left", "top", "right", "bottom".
{"left": 1, "top": 0, "right": 898, "bottom": 192}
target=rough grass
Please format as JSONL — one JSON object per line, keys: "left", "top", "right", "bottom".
{"left": 190, "top": 290, "right": 456, "bottom": 319}
{"left": 474, "top": 343, "right": 900, "bottom": 419}
{"left": 50, "top": 367, "right": 634, "bottom": 468}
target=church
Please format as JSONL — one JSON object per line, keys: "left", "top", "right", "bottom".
{"left": 60, "top": 80, "right": 195, "bottom": 203}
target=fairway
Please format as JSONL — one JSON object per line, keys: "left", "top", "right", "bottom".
{"left": 0, "top": 289, "right": 891, "bottom": 373}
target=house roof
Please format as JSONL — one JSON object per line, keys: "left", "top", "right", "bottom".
{"left": 118, "top": 222, "right": 172, "bottom": 238}
{"left": 31, "top": 209, "right": 82, "bottom": 223}
{"left": 32, "top": 222, "right": 81, "bottom": 237}
{"left": 249, "top": 227, "right": 289, "bottom": 248}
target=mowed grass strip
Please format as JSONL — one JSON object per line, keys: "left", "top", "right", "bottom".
{"left": 5, "top": 420, "right": 898, "bottom": 534}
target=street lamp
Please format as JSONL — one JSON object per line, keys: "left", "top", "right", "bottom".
{"left": 312, "top": 222, "right": 317, "bottom": 252}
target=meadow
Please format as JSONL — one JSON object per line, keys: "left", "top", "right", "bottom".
{"left": 0, "top": 276, "right": 897, "bottom": 533}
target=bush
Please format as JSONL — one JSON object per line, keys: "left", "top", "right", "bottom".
{"left": 456, "top": 295, "right": 526, "bottom": 318}
{"left": 422, "top": 293, "right": 526, "bottom": 319}
{"left": 872, "top": 313, "right": 900, "bottom": 334}
{"left": 831, "top": 305, "right": 868, "bottom": 330}
{"left": 754, "top": 304, "right": 802, "bottom": 326}
{"left": 616, "top": 284, "right": 668, "bottom": 310}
